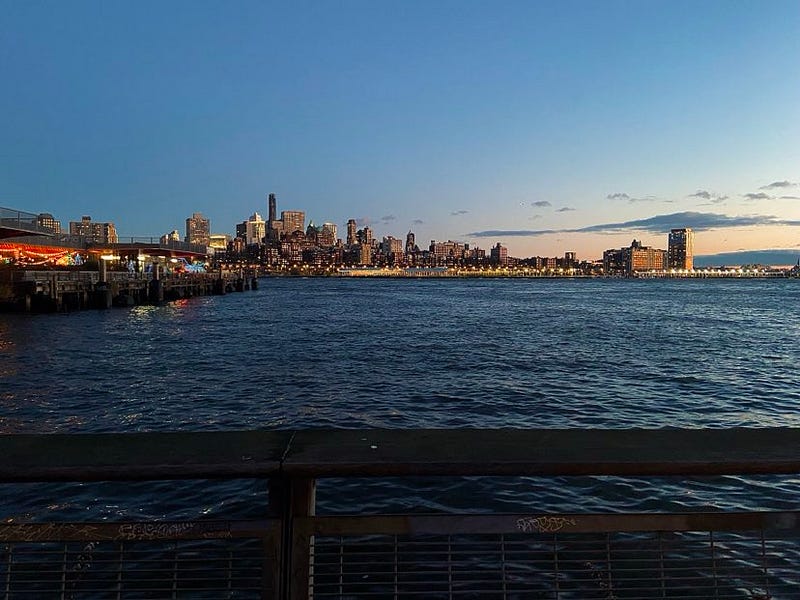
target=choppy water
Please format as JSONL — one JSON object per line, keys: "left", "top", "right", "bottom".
{"left": 2, "top": 278, "right": 800, "bottom": 521}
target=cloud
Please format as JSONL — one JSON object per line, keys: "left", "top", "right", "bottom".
{"left": 760, "top": 180, "right": 795, "bottom": 190}
{"left": 628, "top": 195, "right": 660, "bottom": 203}
{"left": 780, "top": 195, "right": 800, "bottom": 200}
{"left": 451, "top": 210, "right": 469, "bottom": 216}
{"left": 467, "top": 211, "right": 800, "bottom": 238}
{"left": 607, "top": 193, "right": 630, "bottom": 201}
{"left": 743, "top": 192, "right": 772, "bottom": 201}
{"left": 412, "top": 219, "right": 424, "bottom": 225}
{"left": 531, "top": 201, "right": 551, "bottom": 208}
{"left": 607, "top": 192, "right": 662, "bottom": 203}
{"left": 380, "top": 215, "right": 396, "bottom": 223}
{"left": 689, "top": 190, "right": 712, "bottom": 200}
{"left": 528, "top": 214, "right": 542, "bottom": 220}
{"left": 556, "top": 207, "right": 575, "bottom": 212}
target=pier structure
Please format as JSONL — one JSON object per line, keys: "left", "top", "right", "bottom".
{"left": 0, "top": 428, "right": 798, "bottom": 598}
{"left": 0, "top": 269, "right": 259, "bottom": 312}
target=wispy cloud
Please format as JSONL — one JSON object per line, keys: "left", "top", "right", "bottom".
{"left": 412, "top": 219, "right": 424, "bottom": 225}
{"left": 380, "top": 215, "right": 396, "bottom": 223}
{"left": 780, "top": 195, "right": 800, "bottom": 200}
{"left": 607, "top": 193, "right": 630, "bottom": 201}
{"left": 556, "top": 207, "right": 575, "bottom": 212}
{"left": 607, "top": 192, "right": 664, "bottom": 203}
{"left": 760, "top": 180, "right": 796, "bottom": 190}
{"left": 451, "top": 209, "right": 469, "bottom": 216}
{"left": 689, "top": 190, "right": 727, "bottom": 204}
{"left": 467, "top": 211, "right": 800, "bottom": 238}
{"left": 743, "top": 192, "right": 772, "bottom": 201}
{"left": 531, "top": 200, "right": 551, "bottom": 208}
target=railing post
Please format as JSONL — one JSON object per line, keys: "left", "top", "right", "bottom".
{"left": 270, "top": 476, "right": 316, "bottom": 600}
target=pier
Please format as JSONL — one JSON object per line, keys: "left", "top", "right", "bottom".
{"left": 0, "top": 270, "right": 260, "bottom": 312}
{"left": 0, "top": 428, "right": 798, "bottom": 598}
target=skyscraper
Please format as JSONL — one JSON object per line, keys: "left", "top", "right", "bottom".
{"left": 405, "top": 230, "right": 416, "bottom": 253}
{"left": 185, "top": 212, "right": 211, "bottom": 245}
{"left": 346, "top": 219, "right": 357, "bottom": 246}
{"left": 668, "top": 228, "right": 694, "bottom": 270}
{"left": 268, "top": 193, "right": 277, "bottom": 222}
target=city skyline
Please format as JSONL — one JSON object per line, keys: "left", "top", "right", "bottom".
{"left": 2, "top": 2, "right": 799, "bottom": 258}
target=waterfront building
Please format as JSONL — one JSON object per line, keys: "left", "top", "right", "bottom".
{"left": 281, "top": 211, "right": 305, "bottom": 236}
{"left": 490, "top": 243, "right": 509, "bottom": 266}
{"left": 604, "top": 239, "right": 666, "bottom": 275}
{"left": 36, "top": 213, "right": 61, "bottom": 234}
{"left": 359, "top": 243, "right": 372, "bottom": 266}
{"left": 245, "top": 213, "right": 267, "bottom": 245}
{"left": 235, "top": 221, "right": 248, "bottom": 241}
{"left": 668, "top": 228, "right": 694, "bottom": 270}
{"left": 430, "top": 240, "right": 469, "bottom": 265}
{"left": 564, "top": 251, "right": 577, "bottom": 267}
{"left": 185, "top": 212, "right": 211, "bottom": 246}
{"left": 346, "top": 219, "right": 357, "bottom": 246}
{"left": 69, "top": 216, "right": 118, "bottom": 244}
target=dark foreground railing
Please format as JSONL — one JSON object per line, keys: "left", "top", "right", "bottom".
{"left": 2, "top": 428, "right": 800, "bottom": 599}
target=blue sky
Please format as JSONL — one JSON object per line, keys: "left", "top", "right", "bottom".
{"left": 2, "top": 0, "right": 799, "bottom": 258}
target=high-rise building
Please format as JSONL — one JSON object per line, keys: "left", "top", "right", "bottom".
{"left": 320, "top": 223, "right": 337, "bottom": 247}
{"left": 37, "top": 213, "right": 61, "bottom": 234}
{"left": 69, "top": 216, "right": 118, "bottom": 244}
{"left": 245, "top": 213, "right": 266, "bottom": 245}
{"left": 160, "top": 230, "right": 181, "bottom": 244}
{"left": 668, "top": 228, "right": 694, "bottom": 270}
{"left": 185, "top": 212, "right": 210, "bottom": 245}
{"left": 268, "top": 193, "right": 277, "bottom": 222}
{"left": 346, "top": 219, "right": 357, "bottom": 246}
{"left": 405, "top": 230, "right": 416, "bottom": 253}
{"left": 357, "top": 226, "right": 374, "bottom": 246}
{"left": 490, "top": 242, "right": 508, "bottom": 266}
{"left": 281, "top": 211, "right": 305, "bottom": 235}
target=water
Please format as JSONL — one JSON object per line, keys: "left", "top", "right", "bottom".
{"left": 2, "top": 277, "right": 800, "bottom": 520}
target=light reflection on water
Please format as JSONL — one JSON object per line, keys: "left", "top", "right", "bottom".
{"left": 0, "top": 278, "right": 799, "bottom": 519}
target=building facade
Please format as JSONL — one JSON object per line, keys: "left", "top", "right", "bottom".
{"left": 185, "top": 212, "right": 211, "bottom": 245}
{"left": 69, "top": 216, "right": 118, "bottom": 244}
{"left": 37, "top": 213, "right": 61, "bottom": 234}
{"left": 668, "top": 228, "right": 694, "bottom": 270}
{"left": 604, "top": 239, "right": 666, "bottom": 275}
{"left": 281, "top": 211, "right": 305, "bottom": 236}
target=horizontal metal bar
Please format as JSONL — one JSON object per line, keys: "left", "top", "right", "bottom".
{"left": 300, "top": 511, "right": 800, "bottom": 536}
{"left": 0, "top": 519, "right": 278, "bottom": 542}
{"left": 4, "top": 428, "right": 800, "bottom": 482}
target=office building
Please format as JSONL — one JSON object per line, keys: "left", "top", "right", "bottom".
{"left": 268, "top": 193, "right": 277, "bottom": 222}
{"left": 668, "top": 228, "right": 694, "bottom": 270}
{"left": 346, "top": 219, "right": 357, "bottom": 246}
{"left": 604, "top": 239, "right": 666, "bottom": 275}
{"left": 245, "top": 213, "right": 267, "bottom": 245}
{"left": 281, "top": 211, "right": 305, "bottom": 236}
{"left": 69, "top": 216, "right": 118, "bottom": 244}
{"left": 490, "top": 242, "right": 509, "bottom": 266}
{"left": 185, "top": 212, "right": 210, "bottom": 245}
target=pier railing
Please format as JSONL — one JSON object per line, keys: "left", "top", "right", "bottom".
{"left": 1, "top": 428, "right": 799, "bottom": 598}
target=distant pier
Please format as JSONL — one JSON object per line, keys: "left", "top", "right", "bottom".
{"left": 0, "top": 269, "right": 260, "bottom": 313}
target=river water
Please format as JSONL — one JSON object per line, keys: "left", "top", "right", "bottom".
{"left": 1, "top": 277, "right": 800, "bottom": 521}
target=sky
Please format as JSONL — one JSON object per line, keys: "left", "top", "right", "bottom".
{"left": 2, "top": 0, "right": 799, "bottom": 260}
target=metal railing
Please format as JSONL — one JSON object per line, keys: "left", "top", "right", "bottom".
{"left": 2, "top": 428, "right": 800, "bottom": 599}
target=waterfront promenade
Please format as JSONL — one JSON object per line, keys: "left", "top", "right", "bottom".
{"left": 1, "top": 428, "right": 798, "bottom": 598}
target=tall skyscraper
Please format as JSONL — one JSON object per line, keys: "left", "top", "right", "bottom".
{"left": 668, "top": 228, "right": 694, "bottom": 270}
{"left": 268, "top": 193, "right": 277, "bottom": 222}
{"left": 185, "top": 212, "right": 211, "bottom": 245}
{"left": 346, "top": 219, "right": 357, "bottom": 246}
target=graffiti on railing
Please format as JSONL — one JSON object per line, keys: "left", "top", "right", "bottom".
{"left": 516, "top": 516, "right": 577, "bottom": 533}
{"left": 117, "top": 521, "right": 231, "bottom": 540}
{"left": 0, "top": 522, "right": 103, "bottom": 542}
